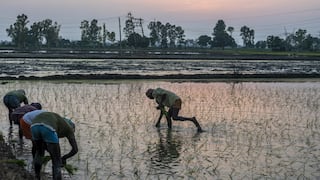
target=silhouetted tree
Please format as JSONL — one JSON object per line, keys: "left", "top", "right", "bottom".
{"left": 267, "top": 35, "right": 285, "bottom": 51}
{"left": 211, "top": 20, "right": 236, "bottom": 49}
{"left": 89, "top": 19, "right": 101, "bottom": 43}
{"left": 80, "top": 19, "right": 112, "bottom": 47}
{"left": 294, "top": 29, "right": 307, "bottom": 50}
{"left": 107, "top": 32, "right": 116, "bottom": 43}
{"left": 212, "top": 20, "right": 226, "bottom": 48}
{"left": 212, "top": 20, "right": 236, "bottom": 48}
{"left": 283, "top": 29, "right": 315, "bottom": 51}
{"left": 167, "top": 23, "right": 177, "bottom": 48}
{"left": 240, "top": 25, "right": 255, "bottom": 48}
{"left": 41, "top": 19, "right": 60, "bottom": 47}
{"left": 148, "top": 21, "right": 185, "bottom": 48}
{"left": 175, "top": 26, "right": 185, "bottom": 47}
{"left": 80, "top": 20, "right": 90, "bottom": 43}
{"left": 255, "top": 40, "right": 267, "bottom": 49}
{"left": 101, "top": 23, "right": 115, "bottom": 45}
{"left": 160, "top": 24, "right": 168, "bottom": 48}
{"left": 227, "top": 26, "right": 234, "bottom": 37}
{"left": 148, "top": 21, "right": 162, "bottom": 47}
{"left": 301, "top": 34, "right": 318, "bottom": 51}
{"left": 197, "top": 35, "right": 212, "bottom": 47}
{"left": 27, "top": 21, "right": 43, "bottom": 48}
{"left": 6, "top": 14, "right": 29, "bottom": 48}
{"left": 127, "top": 32, "right": 149, "bottom": 48}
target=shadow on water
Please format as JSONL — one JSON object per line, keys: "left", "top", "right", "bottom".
{"left": 6, "top": 126, "right": 24, "bottom": 156}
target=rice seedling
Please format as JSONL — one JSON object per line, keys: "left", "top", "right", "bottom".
{"left": 41, "top": 155, "right": 77, "bottom": 175}
{"left": 0, "top": 81, "right": 320, "bottom": 179}
{"left": 2, "top": 159, "right": 26, "bottom": 167}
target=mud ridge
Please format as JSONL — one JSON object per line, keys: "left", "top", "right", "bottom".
{"left": 0, "top": 73, "right": 319, "bottom": 81}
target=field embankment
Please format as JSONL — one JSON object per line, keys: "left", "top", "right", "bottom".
{"left": 1, "top": 48, "right": 320, "bottom": 60}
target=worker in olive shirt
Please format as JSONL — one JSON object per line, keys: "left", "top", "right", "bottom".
{"left": 146, "top": 88, "right": 204, "bottom": 132}
{"left": 31, "top": 112, "right": 78, "bottom": 180}
{"left": 3, "top": 89, "right": 28, "bottom": 126}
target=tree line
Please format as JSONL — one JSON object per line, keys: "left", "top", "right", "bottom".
{"left": 2, "top": 13, "right": 320, "bottom": 51}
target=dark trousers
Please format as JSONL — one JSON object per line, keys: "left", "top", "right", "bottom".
{"left": 33, "top": 140, "right": 62, "bottom": 180}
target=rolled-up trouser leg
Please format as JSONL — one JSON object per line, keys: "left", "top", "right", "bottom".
{"left": 191, "top": 118, "right": 203, "bottom": 131}
{"left": 166, "top": 116, "right": 172, "bottom": 129}
{"left": 169, "top": 108, "right": 193, "bottom": 121}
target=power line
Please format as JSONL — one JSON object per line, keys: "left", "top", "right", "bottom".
{"left": 1, "top": 8, "right": 319, "bottom": 41}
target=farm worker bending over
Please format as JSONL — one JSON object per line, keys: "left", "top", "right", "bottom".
{"left": 30, "top": 112, "right": 78, "bottom": 180}
{"left": 3, "top": 89, "right": 29, "bottom": 126}
{"left": 22, "top": 109, "right": 46, "bottom": 139}
{"left": 11, "top": 103, "right": 43, "bottom": 139}
{"left": 21, "top": 109, "right": 47, "bottom": 157}
{"left": 146, "top": 88, "right": 204, "bottom": 132}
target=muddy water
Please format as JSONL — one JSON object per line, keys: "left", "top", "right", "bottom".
{"left": 0, "top": 58, "right": 320, "bottom": 77}
{"left": 0, "top": 80, "right": 320, "bottom": 179}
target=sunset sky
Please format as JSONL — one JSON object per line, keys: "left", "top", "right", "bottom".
{"left": 0, "top": 0, "right": 319, "bottom": 44}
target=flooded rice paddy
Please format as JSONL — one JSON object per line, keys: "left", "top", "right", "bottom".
{"left": 0, "top": 80, "right": 320, "bottom": 179}
{"left": 0, "top": 58, "right": 320, "bottom": 77}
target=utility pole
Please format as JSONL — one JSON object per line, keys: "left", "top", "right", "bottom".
{"left": 125, "top": 12, "right": 144, "bottom": 37}
{"left": 135, "top": 18, "right": 144, "bottom": 37}
{"left": 118, "top": 17, "right": 122, "bottom": 56}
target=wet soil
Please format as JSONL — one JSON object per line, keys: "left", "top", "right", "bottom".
{"left": 0, "top": 134, "right": 34, "bottom": 179}
{"left": 1, "top": 50, "right": 320, "bottom": 60}
{"left": 1, "top": 53, "right": 320, "bottom": 80}
{"left": 0, "top": 73, "right": 319, "bottom": 83}
{"left": 0, "top": 52, "right": 319, "bottom": 179}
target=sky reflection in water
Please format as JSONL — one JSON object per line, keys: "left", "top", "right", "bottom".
{"left": 0, "top": 81, "right": 320, "bottom": 179}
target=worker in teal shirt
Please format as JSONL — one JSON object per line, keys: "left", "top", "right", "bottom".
{"left": 146, "top": 88, "right": 203, "bottom": 132}
{"left": 3, "top": 89, "right": 28, "bottom": 126}
{"left": 31, "top": 112, "right": 78, "bottom": 180}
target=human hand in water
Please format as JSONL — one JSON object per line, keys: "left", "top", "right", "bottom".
{"left": 156, "top": 105, "right": 164, "bottom": 110}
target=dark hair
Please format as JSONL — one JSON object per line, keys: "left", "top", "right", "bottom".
{"left": 30, "top": 103, "right": 42, "bottom": 110}
{"left": 146, "top": 89, "right": 154, "bottom": 99}
{"left": 64, "top": 118, "right": 75, "bottom": 132}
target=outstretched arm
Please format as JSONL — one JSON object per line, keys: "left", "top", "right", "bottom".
{"left": 23, "top": 96, "right": 29, "bottom": 105}
{"left": 61, "top": 136, "right": 78, "bottom": 165}
{"left": 156, "top": 106, "right": 171, "bottom": 128}
{"left": 155, "top": 110, "right": 163, "bottom": 127}
{"left": 154, "top": 93, "right": 169, "bottom": 127}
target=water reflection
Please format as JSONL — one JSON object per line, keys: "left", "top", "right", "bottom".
{"left": 6, "top": 126, "right": 23, "bottom": 154}
{"left": 147, "top": 129, "right": 181, "bottom": 176}
{"left": 5, "top": 124, "right": 34, "bottom": 171}
{"left": 0, "top": 81, "right": 320, "bottom": 179}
